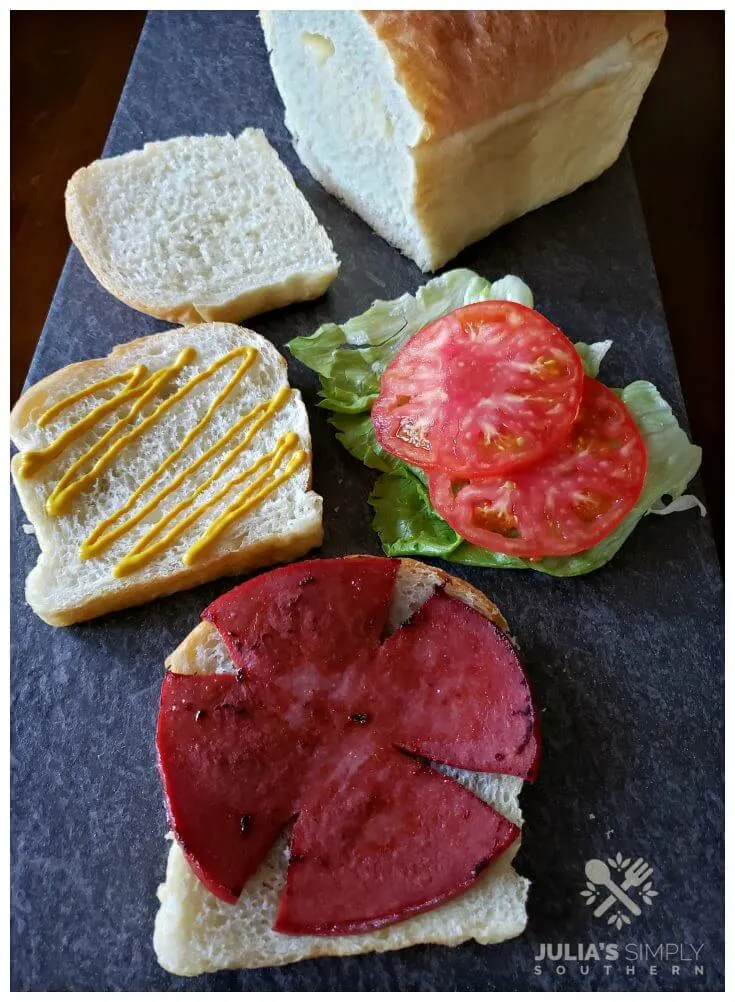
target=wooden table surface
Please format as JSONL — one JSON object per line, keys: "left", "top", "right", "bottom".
{"left": 10, "top": 11, "right": 723, "bottom": 560}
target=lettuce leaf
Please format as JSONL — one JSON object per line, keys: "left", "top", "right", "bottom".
{"left": 370, "top": 474, "right": 462, "bottom": 558}
{"left": 576, "top": 339, "right": 613, "bottom": 378}
{"left": 288, "top": 270, "right": 702, "bottom": 576}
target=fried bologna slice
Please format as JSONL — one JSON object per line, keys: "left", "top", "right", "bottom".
{"left": 154, "top": 559, "right": 531, "bottom": 975}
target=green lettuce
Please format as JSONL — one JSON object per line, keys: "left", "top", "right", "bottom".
{"left": 289, "top": 270, "right": 703, "bottom": 576}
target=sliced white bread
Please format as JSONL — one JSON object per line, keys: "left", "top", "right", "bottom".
{"left": 154, "top": 558, "right": 529, "bottom": 976}
{"left": 65, "top": 130, "right": 339, "bottom": 324}
{"left": 260, "top": 11, "right": 666, "bottom": 271}
{"left": 10, "top": 323, "right": 322, "bottom": 626}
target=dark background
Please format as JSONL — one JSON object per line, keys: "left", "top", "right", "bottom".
{"left": 9, "top": 10, "right": 724, "bottom": 993}
{"left": 10, "top": 10, "right": 724, "bottom": 561}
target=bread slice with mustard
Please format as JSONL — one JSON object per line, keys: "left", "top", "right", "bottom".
{"left": 10, "top": 323, "right": 322, "bottom": 626}
{"left": 260, "top": 11, "right": 667, "bottom": 271}
{"left": 154, "top": 558, "right": 530, "bottom": 975}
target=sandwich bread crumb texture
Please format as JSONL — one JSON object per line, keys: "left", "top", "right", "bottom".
{"left": 65, "top": 130, "right": 339, "bottom": 323}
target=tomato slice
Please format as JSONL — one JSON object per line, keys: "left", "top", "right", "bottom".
{"left": 428, "top": 377, "right": 648, "bottom": 558}
{"left": 372, "top": 301, "right": 584, "bottom": 476}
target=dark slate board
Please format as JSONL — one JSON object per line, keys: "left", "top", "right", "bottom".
{"left": 10, "top": 11, "right": 723, "bottom": 992}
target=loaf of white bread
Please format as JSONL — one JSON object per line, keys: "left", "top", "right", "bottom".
{"left": 10, "top": 324, "right": 322, "bottom": 626}
{"left": 65, "top": 130, "right": 339, "bottom": 324}
{"left": 260, "top": 11, "right": 667, "bottom": 271}
{"left": 154, "top": 559, "right": 528, "bottom": 975}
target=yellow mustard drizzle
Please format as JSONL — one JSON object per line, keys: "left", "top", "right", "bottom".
{"left": 18, "top": 346, "right": 305, "bottom": 574}
{"left": 18, "top": 364, "right": 150, "bottom": 478}
{"left": 82, "top": 383, "right": 290, "bottom": 561}
{"left": 36, "top": 368, "right": 146, "bottom": 428}
{"left": 47, "top": 347, "right": 253, "bottom": 516}
{"left": 184, "top": 441, "right": 306, "bottom": 567}
{"left": 114, "top": 432, "right": 306, "bottom": 576}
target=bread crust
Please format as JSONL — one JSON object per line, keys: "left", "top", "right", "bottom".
{"left": 362, "top": 11, "right": 667, "bottom": 144}
{"left": 11, "top": 324, "right": 323, "bottom": 626}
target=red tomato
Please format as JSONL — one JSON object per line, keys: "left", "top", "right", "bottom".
{"left": 372, "top": 301, "right": 584, "bottom": 476}
{"left": 428, "top": 377, "right": 648, "bottom": 558}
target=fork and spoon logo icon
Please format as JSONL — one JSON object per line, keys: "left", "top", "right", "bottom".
{"left": 581, "top": 853, "right": 657, "bottom": 930}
